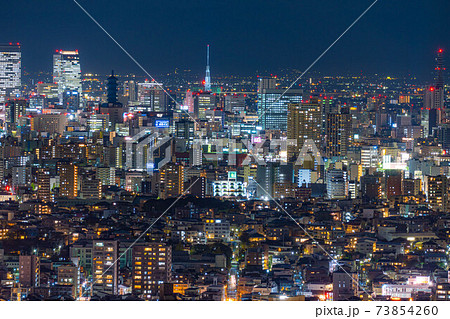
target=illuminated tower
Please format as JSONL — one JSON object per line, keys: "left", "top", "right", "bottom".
{"left": 0, "top": 43, "right": 21, "bottom": 105}
{"left": 204, "top": 45, "right": 211, "bottom": 92}
{"left": 53, "top": 50, "right": 81, "bottom": 105}
{"left": 423, "top": 49, "right": 445, "bottom": 136}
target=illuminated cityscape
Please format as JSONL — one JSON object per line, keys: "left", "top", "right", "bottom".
{"left": 1, "top": 0, "right": 450, "bottom": 305}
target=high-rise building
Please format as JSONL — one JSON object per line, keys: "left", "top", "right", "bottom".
{"left": 92, "top": 240, "right": 118, "bottom": 296}
{"left": 58, "top": 264, "right": 80, "bottom": 299}
{"left": 31, "top": 113, "right": 68, "bottom": 134}
{"left": 0, "top": 43, "right": 21, "bottom": 105}
{"left": 225, "top": 94, "right": 245, "bottom": 113}
{"left": 326, "top": 169, "right": 348, "bottom": 199}
{"left": 19, "top": 255, "right": 40, "bottom": 288}
{"left": 287, "top": 98, "right": 322, "bottom": 159}
{"left": 194, "top": 92, "right": 217, "bottom": 120}
{"left": 159, "top": 162, "right": 184, "bottom": 199}
{"left": 37, "top": 82, "right": 58, "bottom": 99}
{"left": 361, "top": 146, "right": 379, "bottom": 168}
{"left": 422, "top": 49, "right": 445, "bottom": 137}
{"left": 37, "top": 168, "right": 51, "bottom": 203}
{"left": 81, "top": 176, "right": 102, "bottom": 199}
{"left": 132, "top": 243, "right": 172, "bottom": 300}
{"left": 183, "top": 90, "right": 194, "bottom": 113}
{"left": 385, "top": 169, "right": 403, "bottom": 200}
{"left": 325, "top": 107, "right": 352, "bottom": 157}
{"left": 97, "top": 167, "right": 115, "bottom": 187}
{"left": 137, "top": 81, "right": 166, "bottom": 112}
{"left": 426, "top": 175, "right": 448, "bottom": 212}
{"left": 53, "top": 50, "right": 81, "bottom": 104}
{"left": 257, "top": 77, "right": 302, "bottom": 131}
{"left": 59, "top": 163, "right": 78, "bottom": 198}
{"left": 5, "top": 98, "right": 27, "bottom": 124}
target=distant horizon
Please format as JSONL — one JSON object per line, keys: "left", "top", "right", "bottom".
{"left": 3, "top": 0, "right": 450, "bottom": 83}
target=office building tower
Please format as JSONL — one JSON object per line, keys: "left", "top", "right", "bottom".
{"left": 361, "top": 146, "right": 379, "bottom": 168}
{"left": 256, "top": 162, "right": 293, "bottom": 199}
{"left": 19, "top": 255, "right": 40, "bottom": 288}
{"left": 37, "top": 168, "right": 51, "bottom": 203}
{"left": 53, "top": 50, "right": 81, "bottom": 105}
{"left": 137, "top": 80, "right": 166, "bottom": 112}
{"left": 92, "top": 240, "right": 118, "bottom": 296}
{"left": 59, "top": 163, "right": 78, "bottom": 198}
{"left": 325, "top": 107, "right": 352, "bottom": 157}
{"left": 194, "top": 92, "right": 217, "bottom": 120}
{"left": 81, "top": 176, "right": 102, "bottom": 199}
{"left": 183, "top": 90, "right": 194, "bottom": 113}
{"left": 426, "top": 175, "right": 449, "bottom": 212}
{"left": 326, "top": 169, "right": 348, "bottom": 199}
{"left": 97, "top": 167, "right": 115, "bottom": 187}
{"left": 62, "top": 90, "right": 80, "bottom": 111}
{"left": 122, "top": 79, "right": 137, "bottom": 103}
{"left": 0, "top": 43, "right": 21, "bottom": 105}
{"left": 159, "top": 162, "right": 184, "bottom": 199}
{"left": 287, "top": 98, "right": 322, "bottom": 159}
{"left": 361, "top": 175, "right": 382, "bottom": 201}
{"left": 31, "top": 113, "right": 68, "bottom": 135}
{"left": 257, "top": 77, "right": 302, "bottom": 131}
{"left": 5, "top": 98, "right": 27, "bottom": 124}
{"left": 37, "top": 82, "right": 58, "bottom": 99}
{"left": 132, "top": 243, "right": 172, "bottom": 300}
{"left": 225, "top": 94, "right": 245, "bottom": 113}
{"left": 422, "top": 49, "right": 445, "bottom": 136}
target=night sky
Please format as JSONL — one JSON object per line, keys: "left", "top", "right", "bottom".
{"left": 3, "top": 0, "right": 450, "bottom": 80}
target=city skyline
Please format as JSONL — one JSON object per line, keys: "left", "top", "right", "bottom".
{"left": 2, "top": 0, "right": 450, "bottom": 305}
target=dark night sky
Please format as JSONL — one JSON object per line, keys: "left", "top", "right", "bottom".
{"left": 3, "top": 0, "right": 450, "bottom": 80}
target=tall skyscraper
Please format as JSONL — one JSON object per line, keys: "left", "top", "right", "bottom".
{"left": 204, "top": 45, "right": 211, "bottom": 92}
{"left": 325, "top": 106, "right": 352, "bottom": 157}
{"left": 137, "top": 80, "right": 166, "bottom": 112}
{"left": 0, "top": 43, "right": 21, "bottom": 105}
{"left": 132, "top": 243, "right": 172, "bottom": 300}
{"left": 422, "top": 49, "right": 445, "bottom": 136}
{"left": 53, "top": 50, "right": 81, "bottom": 105}
{"left": 287, "top": 97, "right": 322, "bottom": 159}
{"left": 37, "top": 168, "right": 51, "bottom": 203}
{"left": 257, "top": 77, "right": 302, "bottom": 131}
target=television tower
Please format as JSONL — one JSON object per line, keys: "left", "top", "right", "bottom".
{"left": 204, "top": 45, "right": 211, "bottom": 92}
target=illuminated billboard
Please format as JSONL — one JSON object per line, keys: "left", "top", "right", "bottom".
{"left": 155, "top": 119, "right": 170, "bottom": 128}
